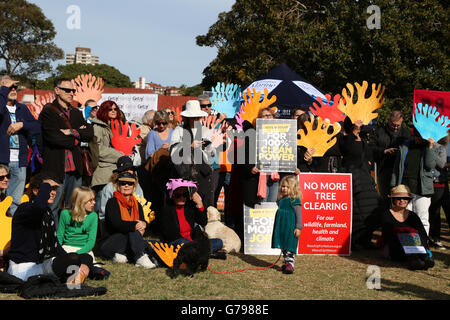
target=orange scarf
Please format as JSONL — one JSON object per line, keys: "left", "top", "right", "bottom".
{"left": 113, "top": 191, "right": 140, "bottom": 222}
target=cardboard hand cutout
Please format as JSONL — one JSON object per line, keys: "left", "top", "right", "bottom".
{"left": 337, "top": 81, "right": 385, "bottom": 125}
{"left": 309, "top": 94, "right": 346, "bottom": 124}
{"left": 30, "top": 92, "right": 55, "bottom": 119}
{"left": 413, "top": 103, "right": 450, "bottom": 142}
{"left": 239, "top": 88, "right": 277, "bottom": 126}
{"left": 72, "top": 73, "right": 104, "bottom": 106}
{"left": 211, "top": 82, "right": 241, "bottom": 118}
{"left": 0, "top": 196, "right": 13, "bottom": 252}
{"left": 110, "top": 120, "right": 142, "bottom": 156}
{"left": 297, "top": 115, "right": 341, "bottom": 157}
{"left": 134, "top": 193, "right": 155, "bottom": 224}
{"left": 149, "top": 242, "right": 183, "bottom": 268}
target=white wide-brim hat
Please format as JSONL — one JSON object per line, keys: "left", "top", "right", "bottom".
{"left": 180, "top": 100, "right": 208, "bottom": 118}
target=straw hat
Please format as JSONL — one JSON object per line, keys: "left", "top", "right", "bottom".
{"left": 180, "top": 100, "right": 208, "bottom": 118}
{"left": 389, "top": 185, "right": 413, "bottom": 199}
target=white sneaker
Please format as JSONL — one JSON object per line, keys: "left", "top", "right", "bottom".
{"left": 113, "top": 253, "right": 128, "bottom": 263}
{"left": 135, "top": 254, "right": 156, "bottom": 269}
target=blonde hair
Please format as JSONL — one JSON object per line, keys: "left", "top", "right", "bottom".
{"left": 277, "top": 175, "right": 302, "bottom": 201}
{"left": 68, "top": 186, "right": 95, "bottom": 223}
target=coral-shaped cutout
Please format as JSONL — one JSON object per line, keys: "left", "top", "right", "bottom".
{"left": 0, "top": 196, "right": 13, "bottom": 251}
{"left": 337, "top": 81, "right": 385, "bottom": 125}
{"left": 110, "top": 120, "right": 142, "bottom": 156}
{"left": 413, "top": 103, "right": 450, "bottom": 141}
{"left": 238, "top": 88, "right": 277, "bottom": 126}
{"left": 309, "top": 94, "right": 346, "bottom": 124}
{"left": 211, "top": 82, "right": 241, "bottom": 118}
{"left": 30, "top": 92, "right": 55, "bottom": 119}
{"left": 166, "top": 179, "right": 197, "bottom": 198}
{"left": 149, "top": 242, "right": 183, "bottom": 268}
{"left": 134, "top": 193, "right": 155, "bottom": 224}
{"left": 72, "top": 73, "right": 104, "bottom": 106}
{"left": 297, "top": 115, "right": 341, "bottom": 157}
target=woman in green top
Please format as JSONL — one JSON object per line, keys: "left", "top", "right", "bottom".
{"left": 57, "top": 186, "right": 98, "bottom": 262}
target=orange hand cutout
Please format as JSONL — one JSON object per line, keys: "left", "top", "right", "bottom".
{"left": 30, "top": 92, "right": 55, "bottom": 119}
{"left": 309, "top": 94, "right": 346, "bottom": 124}
{"left": 239, "top": 88, "right": 277, "bottom": 126}
{"left": 297, "top": 115, "right": 341, "bottom": 157}
{"left": 110, "top": 120, "right": 142, "bottom": 156}
{"left": 134, "top": 194, "right": 155, "bottom": 224}
{"left": 337, "top": 81, "right": 385, "bottom": 125}
{"left": 0, "top": 196, "right": 13, "bottom": 252}
{"left": 72, "top": 73, "right": 104, "bottom": 106}
{"left": 149, "top": 242, "right": 183, "bottom": 268}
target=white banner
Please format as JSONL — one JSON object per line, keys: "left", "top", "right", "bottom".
{"left": 245, "top": 79, "right": 282, "bottom": 95}
{"left": 99, "top": 93, "right": 158, "bottom": 122}
{"left": 292, "top": 80, "right": 327, "bottom": 101}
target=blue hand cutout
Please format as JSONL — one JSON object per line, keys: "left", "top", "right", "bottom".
{"left": 413, "top": 103, "right": 450, "bottom": 142}
{"left": 211, "top": 82, "right": 241, "bottom": 118}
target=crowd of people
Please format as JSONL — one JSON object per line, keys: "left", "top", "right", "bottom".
{"left": 0, "top": 74, "right": 448, "bottom": 285}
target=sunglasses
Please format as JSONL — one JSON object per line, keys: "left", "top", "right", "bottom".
{"left": 50, "top": 185, "right": 59, "bottom": 191}
{"left": 173, "top": 191, "right": 189, "bottom": 199}
{"left": 166, "top": 111, "right": 174, "bottom": 115}
{"left": 11, "top": 85, "right": 18, "bottom": 91}
{"left": 200, "top": 104, "right": 212, "bottom": 109}
{"left": 57, "top": 87, "right": 76, "bottom": 94}
{"left": 108, "top": 107, "right": 119, "bottom": 111}
{"left": 118, "top": 181, "right": 135, "bottom": 186}
{"left": 393, "top": 197, "right": 411, "bottom": 201}
{"left": 0, "top": 174, "right": 10, "bottom": 181}
{"left": 156, "top": 121, "right": 168, "bottom": 126}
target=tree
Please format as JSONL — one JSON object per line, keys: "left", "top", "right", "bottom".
{"left": 196, "top": 0, "right": 449, "bottom": 123}
{"left": 0, "top": 0, "right": 64, "bottom": 77}
{"left": 38, "top": 63, "right": 134, "bottom": 89}
{"left": 179, "top": 84, "right": 205, "bottom": 97}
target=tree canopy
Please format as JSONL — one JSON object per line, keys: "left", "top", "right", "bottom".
{"left": 196, "top": 0, "right": 449, "bottom": 123}
{"left": 0, "top": 0, "right": 64, "bottom": 77}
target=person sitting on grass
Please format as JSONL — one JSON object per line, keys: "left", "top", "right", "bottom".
{"left": 57, "top": 186, "right": 98, "bottom": 262}
{"left": 99, "top": 171, "right": 156, "bottom": 269}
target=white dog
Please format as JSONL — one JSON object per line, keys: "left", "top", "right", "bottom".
{"left": 205, "top": 206, "right": 241, "bottom": 253}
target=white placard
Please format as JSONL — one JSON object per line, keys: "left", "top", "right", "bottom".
{"left": 98, "top": 93, "right": 158, "bottom": 122}
{"left": 292, "top": 81, "right": 327, "bottom": 100}
{"left": 245, "top": 79, "right": 282, "bottom": 95}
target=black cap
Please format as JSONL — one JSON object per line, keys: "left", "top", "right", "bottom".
{"left": 117, "top": 171, "right": 137, "bottom": 182}
{"left": 113, "top": 156, "right": 136, "bottom": 173}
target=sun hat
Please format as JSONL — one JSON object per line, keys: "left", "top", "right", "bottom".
{"left": 389, "top": 185, "right": 413, "bottom": 199}
{"left": 180, "top": 100, "right": 208, "bottom": 118}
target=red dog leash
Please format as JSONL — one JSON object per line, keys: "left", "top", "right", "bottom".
{"left": 207, "top": 253, "right": 282, "bottom": 274}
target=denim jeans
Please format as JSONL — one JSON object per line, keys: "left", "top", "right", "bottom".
{"left": 6, "top": 161, "right": 26, "bottom": 215}
{"left": 262, "top": 176, "right": 279, "bottom": 203}
{"left": 49, "top": 171, "right": 81, "bottom": 229}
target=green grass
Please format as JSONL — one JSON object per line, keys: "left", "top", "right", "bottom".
{"left": 1, "top": 225, "right": 449, "bottom": 301}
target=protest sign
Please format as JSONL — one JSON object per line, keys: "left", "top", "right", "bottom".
{"left": 413, "top": 89, "right": 450, "bottom": 118}
{"left": 297, "top": 173, "right": 352, "bottom": 255}
{"left": 244, "top": 203, "right": 280, "bottom": 255}
{"left": 256, "top": 119, "right": 297, "bottom": 173}
{"left": 99, "top": 93, "right": 158, "bottom": 122}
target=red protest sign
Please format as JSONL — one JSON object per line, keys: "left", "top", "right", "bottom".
{"left": 297, "top": 173, "right": 353, "bottom": 255}
{"left": 413, "top": 89, "right": 450, "bottom": 118}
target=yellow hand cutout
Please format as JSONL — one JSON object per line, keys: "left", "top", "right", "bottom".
{"left": 239, "top": 88, "right": 277, "bottom": 126}
{"left": 149, "top": 242, "right": 183, "bottom": 268}
{"left": 297, "top": 115, "right": 341, "bottom": 157}
{"left": 0, "top": 196, "right": 13, "bottom": 251}
{"left": 134, "top": 194, "right": 155, "bottom": 224}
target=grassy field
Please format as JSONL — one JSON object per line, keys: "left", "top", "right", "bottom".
{"left": 1, "top": 225, "right": 449, "bottom": 301}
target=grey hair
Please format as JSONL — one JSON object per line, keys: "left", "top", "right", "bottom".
{"left": 197, "top": 94, "right": 210, "bottom": 101}
{"left": 141, "top": 110, "right": 155, "bottom": 124}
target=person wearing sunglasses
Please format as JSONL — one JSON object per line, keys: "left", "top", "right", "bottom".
{"left": 38, "top": 78, "right": 94, "bottom": 228}
{"left": 164, "top": 108, "right": 179, "bottom": 129}
{"left": 90, "top": 100, "right": 126, "bottom": 194}
{"left": 156, "top": 179, "right": 225, "bottom": 259}
{"left": 145, "top": 110, "right": 173, "bottom": 160}
{"left": 380, "top": 184, "right": 434, "bottom": 270}
{"left": 198, "top": 94, "right": 213, "bottom": 116}
{"left": 0, "top": 164, "right": 9, "bottom": 202}
{"left": 0, "top": 76, "right": 41, "bottom": 215}
{"left": 99, "top": 171, "right": 156, "bottom": 269}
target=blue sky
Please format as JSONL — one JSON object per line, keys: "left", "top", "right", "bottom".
{"left": 28, "top": 0, "right": 235, "bottom": 87}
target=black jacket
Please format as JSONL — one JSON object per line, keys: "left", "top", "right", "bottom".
{"left": 38, "top": 100, "right": 93, "bottom": 182}
{"left": 373, "top": 125, "right": 411, "bottom": 172}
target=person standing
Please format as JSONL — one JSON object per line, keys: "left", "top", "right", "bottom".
{"left": 0, "top": 76, "right": 41, "bottom": 215}
{"left": 38, "top": 78, "right": 94, "bottom": 228}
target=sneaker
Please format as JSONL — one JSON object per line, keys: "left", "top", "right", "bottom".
{"left": 433, "top": 241, "right": 446, "bottom": 250}
{"left": 113, "top": 253, "right": 128, "bottom": 264}
{"left": 135, "top": 254, "right": 156, "bottom": 269}
{"left": 282, "top": 263, "right": 294, "bottom": 274}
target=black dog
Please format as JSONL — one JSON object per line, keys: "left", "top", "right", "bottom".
{"left": 171, "top": 227, "right": 211, "bottom": 278}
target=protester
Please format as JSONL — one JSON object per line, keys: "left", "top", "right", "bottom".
{"left": 79, "top": 100, "right": 99, "bottom": 187}
{"left": 138, "top": 110, "right": 155, "bottom": 160}
{"left": 296, "top": 113, "right": 317, "bottom": 173}
{"left": 7, "top": 173, "right": 94, "bottom": 283}
{"left": 339, "top": 117, "right": 382, "bottom": 250}
{"left": 91, "top": 100, "right": 125, "bottom": 193}
{"left": 373, "top": 110, "right": 411, "bottom": 208}
{"left": 170, "top": 100, "right": 215, "bottom": 208}
{"left": 380, "top": 184, "right": 434, "bottom": 270}
{"left": 57, "top": 186, "right": 98, "bottom": 261}
{"left": 158, "top": 179, "right": 225, "bottom": 258}
{"left": 38, "top": 78, "right": 94, "bottom": 227}
{"left": 0, "top": 76, "right": 41, "bottom": 215}
{"left": 99, "top": 171, "right": 155, "bottom": 269}
{"left": 198, "top": 94, "right": 212, "bottom": 116}
{"left": 164, "top": 108, "right": 179, "bottom": 129}
{"left": 271, "top": 175, "right": 302, "bottom": 274}
{"left": 391, "top": 128, "right": 438, "bottom": 236}
{"left": 96, "top": 156, "right": 143, "bottom": 221}
{"left": 145, "top": 110, "right": 173, "bottom": 160}
{"left": 428, "top": 134, "right": 448, "bottom": 250}
{"left": 291, "top": 107, "right": 306, "bottom": 120}
{"left": 0, "top": 164, "right": 9, "bottom": 202}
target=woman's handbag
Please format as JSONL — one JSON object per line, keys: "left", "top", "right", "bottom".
{"left": 81, "top": 148, "right": 94, "bottom": 177}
